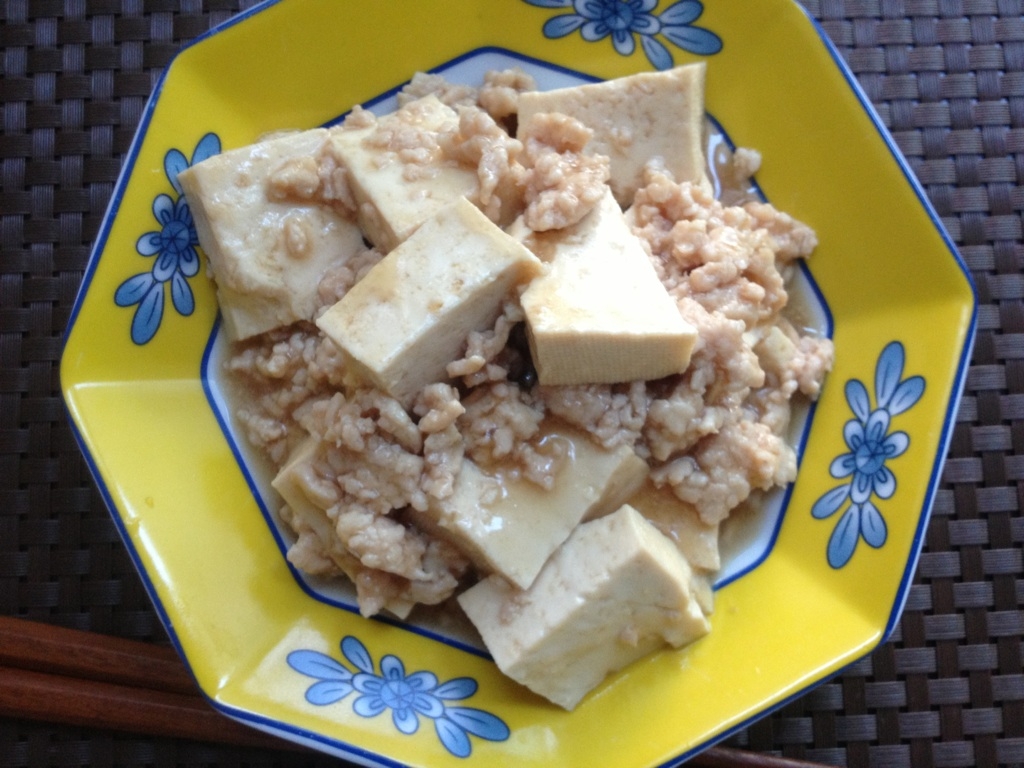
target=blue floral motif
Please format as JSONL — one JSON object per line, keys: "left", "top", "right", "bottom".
{"left": 115, "top": 133, "right": 220, "bottom": 344}
{"left": 288, "top": 636, "right": 510, "bottom": 758}
{"left": 812, "top": 342, "right": 925, "bottom": 568}
{"left": 523, "top": 0, "right": 722, "bottom": 70}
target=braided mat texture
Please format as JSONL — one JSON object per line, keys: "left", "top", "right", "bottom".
{"left": 2, "top": 1, "right": 1022, "bottom": 765}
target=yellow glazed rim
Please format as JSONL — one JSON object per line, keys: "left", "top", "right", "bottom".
{"left": 61, "top": 1, "right": 977, "bottom": 766}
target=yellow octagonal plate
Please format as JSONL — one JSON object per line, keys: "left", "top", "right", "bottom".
{"left": 61, "top": 1, "right": 976, "bottom": 766}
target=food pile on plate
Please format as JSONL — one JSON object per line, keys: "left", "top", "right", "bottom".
{"left": 179, "top": 63, "right": 833, "bottom": 710}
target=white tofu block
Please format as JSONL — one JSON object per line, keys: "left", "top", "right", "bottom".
{"left": 326, "top": 96, "right": 479, "bottom": 252}
{"left": 517, "top": 63, "right": 708, "bottom": 206}
{"left": 179, "top": 128, "right": 365, "bottom": 340}
{"left": 316, "top": 197, "right": 542, "bottom": 406}
{"left": 458, "top": 504, "right": 710, "bottom": 710}
{"left": 627, "top": 480, "right": 721, "bottom": 573}
{"left": 413, "top": 423, "right": 648, "bottom": 590}
{"left": 517, "top": 189, "right": 697, "bottom": 386}
{"left": 271, "top": 435, "right": 329, "bottom": 522}
{"left": 271, "top": 437, "right": 358, "bottom": 576}
{"left": 272, "top": 436, "right": 416, "bottom": 619}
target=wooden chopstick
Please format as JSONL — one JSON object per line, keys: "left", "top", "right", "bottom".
{"left": 0, "top": 615, "right": 302, "bottom": 752}
{"left": 0, "top": 615, "right": 835, "bottom": 767}
{"left": 0, "top": 614, "right": 195, "bottom": 695}
{"left": 690, "top": 747, "right": 838, "bottom": 768}
{"left": 0, "top": 664, "right": 297, "bottom": 751}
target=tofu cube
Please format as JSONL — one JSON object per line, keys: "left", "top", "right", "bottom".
{"left": 413, "top": 423, "right": 648, "bottom": 590}
{"left": 326, "top": 96, "right": 479, "bottom": 252}
{"left": 516, "top": 189, "right": 697, "bottom": 386}
{"left": 271, "top": 435, "right": 328, "bottom": 522}
{"left": 458, "top": 504, "right": 710, "bottom": 710}
{"left": 271, "top": 435, "right": 355, "bottom": 574}
{"left": 178, "top": 128, "right": 365, "bottom": 340}
{"left": 272, "top": 436, "right": 416, "bottom": 619}
{"left": 627, "top": 480, "right": 721, "bottom": 573}
{"left": 517, "top": 63, "right": 709, "bottom": 206}
{"left": 316, "top": 197, "right": 542, "bottom": 406}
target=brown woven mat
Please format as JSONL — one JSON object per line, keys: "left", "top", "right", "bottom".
{"left": 2, "top": 1, "right": 1022, "bottom": 766}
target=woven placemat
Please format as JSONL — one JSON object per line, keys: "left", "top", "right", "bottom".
{"left": 2, "top": 1, "right": 1022, "bottom": 766}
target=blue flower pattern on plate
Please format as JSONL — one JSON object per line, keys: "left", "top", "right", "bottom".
{"left": 288, "top": 636, "right": 510, "bottom": 758}
{"left": 812, "top": 342, "right": 925, "bottom": 568}
{"left": 523, "top": 0, "right": 722, "bottom": 70}
{"left": 114, "top": 133, "right": 220, "bottom": 344}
